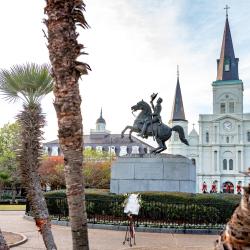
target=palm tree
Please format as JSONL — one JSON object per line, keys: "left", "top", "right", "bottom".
{"left": 0, "top": 63, "right": 57, "bottom": 250}
{"left": 0, "top": 228, "right": 9, "bottom": 249}
{"left": 214, "top": 185, "right": 250, "bottom": 250}
{"left": 44, "top": 1, "right": 90, "bottom": 249}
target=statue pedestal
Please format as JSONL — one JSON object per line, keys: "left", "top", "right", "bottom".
{"left": 110, "top": 154, "right": 196, "bottom": 194}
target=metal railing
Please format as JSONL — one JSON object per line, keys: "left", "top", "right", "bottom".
{"left": 25, "top": 197, "right": 237, "bottom": 229}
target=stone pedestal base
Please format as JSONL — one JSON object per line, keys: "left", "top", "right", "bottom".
{"left": 110, "top": 154, "right": 196, "bottom": 194}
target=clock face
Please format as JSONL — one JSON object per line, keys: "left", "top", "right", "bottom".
{"left": 223, "top": 121, "right": 232, "bottom": 131}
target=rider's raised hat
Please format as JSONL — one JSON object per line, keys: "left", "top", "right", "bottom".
{"left": 151, "top": 93, "right": 158, "bottom": 101}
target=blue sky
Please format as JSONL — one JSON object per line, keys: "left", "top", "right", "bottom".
{"left": 0, "top": 1, "right": 250, "bottom": 143}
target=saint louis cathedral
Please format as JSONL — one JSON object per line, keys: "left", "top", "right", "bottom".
{"left": 167, "top": 11, "right": 250, "bottom": 193}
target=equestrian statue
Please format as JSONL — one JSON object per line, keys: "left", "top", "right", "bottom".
{"left": 121, "top": 93, "right": 189, "bottom": 154}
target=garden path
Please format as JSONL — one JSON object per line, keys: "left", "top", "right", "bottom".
{"left": 0, "top": 211, "right": 217, "bottom": 250}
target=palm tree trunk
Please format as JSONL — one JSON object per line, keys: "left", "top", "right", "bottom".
{"left": 0, "top": 228, "right": 9, "bottom": 250}
{"left": 45, "top": 1, "right": 90, "bottom": 249}
{"left": 18, "top": 105, "right": 57, "bottom": 250}
{"left": 215, "top": 185, "right": 250, "bottom": 250}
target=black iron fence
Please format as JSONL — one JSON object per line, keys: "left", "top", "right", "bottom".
{"left": 25, "top": 197, "right": 237, "bottom": 229}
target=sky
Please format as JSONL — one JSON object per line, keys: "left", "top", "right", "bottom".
{"left": 0, "top": 0, "right": 250, "bottom": 143}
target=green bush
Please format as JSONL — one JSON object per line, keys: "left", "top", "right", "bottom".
{"left": 139, "top": 191, "right": 240, "bottom": 205}
{"left": 43, "top": 190, "right": 239, "bottom": 226}
{"left": 0, "top": 193, "right": 12, "bottom": 200}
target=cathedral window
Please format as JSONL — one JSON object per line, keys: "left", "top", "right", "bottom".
{"left": 238, "top": 151, "right": 241, "bottom": 171}
{"left": 214, "top": 151, "right": 217, "bottom": 171}
{"left": 226, "top": 137, "right": 229, "bottom": 143}
{"left": 229, "top": 102, "right": 234, "bottom": 113}
{"left": 191, "top": 158, "right": 196, "bottom": 166}
{"left": 214, "top": 126, "right": 217, "bottom": 143}
{"left": 229, "top": 159, "right": 233, "bottom": 170}
{"left": 48, "top": 147, "right": 52, "bottom": 156}
{"left": 247, "top": 131, "right": 250, "bottom": 142}
{"left": 223, "top": 159, "right": 227, "bottom": 170}
{"left": 220, "top": 103, "right": 226, "bottom": 113}
{"left": 205, "top": 132, "right": 209, "bottom": 143}
{"left": 224, "top": 58, "right": 230, "bottom": 72}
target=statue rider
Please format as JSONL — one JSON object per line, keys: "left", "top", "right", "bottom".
{"left": 138, "top": 93, "right": 163, "bottom": 138}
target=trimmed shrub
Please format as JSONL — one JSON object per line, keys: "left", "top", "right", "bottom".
{"left": 43, "top": 190, "right": 240, "bottom": 226}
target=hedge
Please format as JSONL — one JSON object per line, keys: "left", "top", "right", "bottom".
{"left": 44, "top": 189, "right": 241, "bottom": 206}
{"left": 140, "top": 192, "right": 240, "bottom": 205}
{"left": 41, "top": 189, "right": 240, "bottom": 227}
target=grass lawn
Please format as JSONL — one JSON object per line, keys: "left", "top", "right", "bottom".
{"left": 0, "top": 205, "right": 26, "bottom": 211}
{"left": 85, "top": 188, "right": 110, "bottom": 194}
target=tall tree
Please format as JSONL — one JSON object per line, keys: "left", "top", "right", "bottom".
{"left": 0, "top": 171, "right": 10, "bottom": 193}
{"left": 44, "top": 1, "right": 90, "bottom": 249}
{"left": 0, "top": 63, "right": 57, "bottom": 250}
{"left": 39, "top": 156, "right": 65, "bottom": 190}
{"left": 214, "top": 185, "right": 250, "bottom": 250}
{"left": 0, "top": 122, "right": 21, "bottom": 202}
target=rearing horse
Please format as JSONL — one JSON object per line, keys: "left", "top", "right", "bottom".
{"left": 121, "top": 100, "right": 189, "bottom": 154}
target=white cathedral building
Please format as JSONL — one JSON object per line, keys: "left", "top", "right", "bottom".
{"left": 167, "top": 14, "right": 250, "bottom": 193}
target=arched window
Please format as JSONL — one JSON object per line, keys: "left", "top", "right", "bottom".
{"left": 214, "top": 151, "right": 218, "bottom": 171}
{"left": 206, "top": 132, "right": 209, "bottom": 143}
{"left": 191, "top": 158, "right": 196, "bottom": 166}
{"left": 247, "top": 131, "right": 250, "bottom": 142}
{"left": 48, "top": 147, "right": 52, "bottom": 156}
{"left": 220, "top": 103, "right": 226, "bottom": 113}
{"left": 224, "top": 58, "right": 230, "bottom": 72}
{"left": 229, "top": 102, "right": 234, "bottom": 113}
{"left": 223, "top": 159, "right": 227, "bottom": 170}
{"left": 229, "top": 159, "right": 233, "bottom": 170}
{"left": 238, "top": 151, "right": 241, "bottom": 171}
{"left": 226, "top": 137, "right": 229, "bottom": 143}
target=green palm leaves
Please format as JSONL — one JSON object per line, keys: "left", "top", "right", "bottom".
{"left": 0, "top": 63, "right": 53, "bottom": 106}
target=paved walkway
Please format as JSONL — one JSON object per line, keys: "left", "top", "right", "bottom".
{"left": 0, "top": 211, "right": 218, "bottom": 250}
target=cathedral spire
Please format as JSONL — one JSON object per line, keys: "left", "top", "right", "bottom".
{"left": 170, "top": 66, "right": 186, "bottom": 121}
{"left": 216, "top": 6, "right": 239, "bottom": 81}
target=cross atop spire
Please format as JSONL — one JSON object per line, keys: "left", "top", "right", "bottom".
{"left": 177, "top": 65, "right": 179, "bottom": 78}
{"left": 224, "top": 4, "right": 230, "bottom": 18}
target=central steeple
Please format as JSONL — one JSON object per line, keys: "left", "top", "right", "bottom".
{"left": 212, "top": 6, "right": 243, "bottom": 115}
{"left": 216, "top": 6, "right": 239, "bottom": 81}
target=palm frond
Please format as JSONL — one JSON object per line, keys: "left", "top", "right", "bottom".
{"left": 0, "top": 63, "right": 53, "bottom": 105}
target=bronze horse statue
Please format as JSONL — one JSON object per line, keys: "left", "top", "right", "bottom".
{"left": 121, "top": 100, "right": 189, "bottom": 154}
